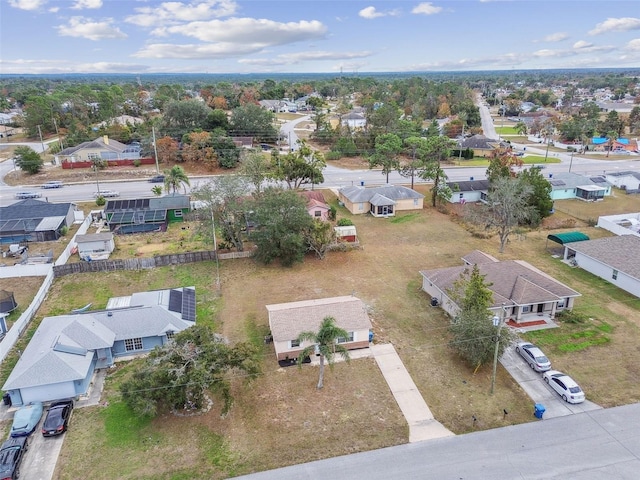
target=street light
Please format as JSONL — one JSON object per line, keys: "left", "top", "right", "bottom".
{"left": 490, "top": 303, "right": 507, "bottom": 395}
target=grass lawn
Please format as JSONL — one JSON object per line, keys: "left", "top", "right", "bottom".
{"left": 3, "top": 187, "right": 640, "bottom": 479}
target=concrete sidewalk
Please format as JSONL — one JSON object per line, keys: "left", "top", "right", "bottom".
{"left": 370, "top": 344, "right": 454, "bottom": 442}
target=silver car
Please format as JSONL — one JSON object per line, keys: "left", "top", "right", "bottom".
{"left": 93, "top": 190, "right": 120, "bottom": 198}
{"left": 515, "top": 342, "right": 551, "bottom": 372}
{"left": 15, "top": 191, "right": 42, "bottom": 199}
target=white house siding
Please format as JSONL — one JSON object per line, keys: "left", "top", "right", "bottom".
{"left": 606, "top": 174, "right": 640, "bottom": 190}
{"left": 451, "top": 191, "right": 484, "bottom": 204}
{"left": 573, "top": 253, "right": 640, "bottom": 298}
{"left": 421, "top": 278, "right": 460, "bottom": 318}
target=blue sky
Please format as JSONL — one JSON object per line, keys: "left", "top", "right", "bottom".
{"left": 1, "top": 0, "right": 640, "bottom": 74}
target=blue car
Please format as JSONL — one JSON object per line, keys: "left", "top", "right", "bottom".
{"left": 10, "top": 402, "right": 43, "bottom": 437}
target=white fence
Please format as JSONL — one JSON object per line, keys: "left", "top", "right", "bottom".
{"left": 0, "top": 214, "right": 93, "bottom": 364}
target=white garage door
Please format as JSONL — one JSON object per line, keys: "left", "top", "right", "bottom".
{"left": 21, "top": 382, "right": 76, "bottom": 404}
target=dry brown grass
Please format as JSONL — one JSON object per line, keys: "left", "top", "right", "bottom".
{"left": 15, "top": 185, "right": 640, "bottom": 478}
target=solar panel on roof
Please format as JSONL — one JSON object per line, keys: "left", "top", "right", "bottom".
{"left": 182, "top": 288, "right": 196, "bottom": 322}
{"left": 590, "top": 177, "right": 607, "bottom": 183}
{"left": 549, "top": 180, "right": 566, "bottom": 186}
{"left": 168, "top": 289, "right": 183, "bottom": 314}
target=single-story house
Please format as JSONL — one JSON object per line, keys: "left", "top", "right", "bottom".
{"left": 456, "top": 134, "right": 502, "bottom": 157}
{"left": 104, "top": 195, "right": 190, "bottom": 233}
{"left": 299, "top": 191, "right": 330, "bottom": 221}
{"left": 341, "top": 112, "right": 367, "bottom": 130}
{"left": 446, "top": 179, "right": 491, "bottom": 204}
{"left": 75, "top": 232, "right": 115, "bottom": 260}
{"left": 604, "top": 171, "right": 640, "bottom": 193}
{"left": 55, "top": 135, "right": 140, "bottom": 165}
{"left": 2, "top": 287, "right": 196, "bottom": 406}
{"left": 338, "top": 185, "right": 424, "bottom": 216}
{"left": 96, "top": 115, "right": 144, "bottom": 128}
{"left": 597, "top": 213, "right": 640, "bottom": 237}
{"left": 563, "top": 235, "right": 640, "bottom": 298}
{"left": 231, "top": 136, "right": 254, "bottom": 149}
{"left": 548, "top": 172, "right": 611, "bottom": 201}
{"left": 266, "top": 296, "right": 372, "bottom": 362}
{"left": 0, "top": 199, "right": 78, "bottom": 243}
{"left": 420, "top": 250, "right": 581, "bottom": 324}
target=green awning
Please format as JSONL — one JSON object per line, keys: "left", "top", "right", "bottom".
{"left": 547, "top": 232, "right": 590, "bottom": 245}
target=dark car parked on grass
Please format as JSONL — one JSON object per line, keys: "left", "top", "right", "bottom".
{"left": 42, "top": 400, "right": 74, "bottom": 437}
{"left": 0, "top": 436, "right": 28, "bottom": 480}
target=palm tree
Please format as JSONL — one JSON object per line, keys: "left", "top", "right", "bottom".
{"left": 297, "top": 316, "right": 351, "bottom": 389}
{"left": 164, "top": 165, "right": 190, "bottom": 195}
{"left": 514, "top": 121, "right": 528, "bottom": 136}
{"left": 605, "top": 130, "right": 617, "bottom": 158}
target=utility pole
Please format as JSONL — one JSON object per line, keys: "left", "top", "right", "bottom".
{"left": 53, "top": 118, "right": 63, "bottom": 150}
{"left": 152, "top": 126, "right": 160, "bottom": 174}
{"left": 37, "top": 125, "right": 46, "bottom": 153}
{"left": 210, "top": 208, "right": 221, "bottom": 290}
{"left": 568, "top": 151, "right": 574, "bottom": 173}
{"left": 490, "top": 304, "right": 507, "bottom": 395}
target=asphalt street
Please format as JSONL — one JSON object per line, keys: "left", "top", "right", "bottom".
{"left": 235, "top": 402, "right": 640, "bottom": 480}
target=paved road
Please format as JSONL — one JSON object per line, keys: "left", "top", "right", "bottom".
{"left": 235, "top": 402, "right": 640, "bottom": 480}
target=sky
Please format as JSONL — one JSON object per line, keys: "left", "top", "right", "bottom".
{"left": 1, "top": 0, "right": 640, "bottom": 75}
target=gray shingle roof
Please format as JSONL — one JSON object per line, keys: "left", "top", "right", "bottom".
{"left": 339, "top": 185, "right": 424, "bottom": 203}
{"left": 59, "top": 137, "right": 128, "bottom": 156}
{"left": 267, "top": 296, "right": 372, "bottom": 341}
{"left": 567, "top": 235, "right": 640, "bottom": 280}
{"left": 547, "top": 172, "right": 611, "bottom": 190}
{"left": 76, "top": 232, "right": 114, "bottom": 243}
{"left": 420, "top": 257, "right": 580, "bottom": 308}
{"left": 0, "top": 199, "right": 74, "bottom": 222}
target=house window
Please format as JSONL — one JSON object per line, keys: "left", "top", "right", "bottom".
{"left": 314, "top": 210, "right": 322, "bottom": 217}
{"left": 612, "top": 269, "right": 618, "bottom": 280}
{"left": 557, "top": 299, "right": 565, "bottom": 309}
{"left": 358, "top": 203, "right": 364, "bottom": 211}
{"left": 290, "top": 339, "right": 300, "bottom": 348}
{"left": 174, "top": 210, "right": 183, "bottom": 218}
{"left": 522, "top": 305, "right": 531, "bottom": 313}
{"left": 337, "top": 332, "right": 355, "bottom": 344}
{"left": 124, "top": 337, "right": 143, "bottom": 352}
{"left": 88, "top": 153, "right": 99, "bottom": 160}
{"left": 166, "top": 331, "right": 175, "bottom": 340}
{"left": 413, "top": 199, "right": 419, "bottom": 206}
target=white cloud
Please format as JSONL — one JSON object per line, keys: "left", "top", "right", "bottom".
{"left": 358, "top": 6, "right": 400, "bottom": 19}
{"left": 626, "top": 39, "right": 640, "bottom": 51}
{"left": 543, "top": 32, "right": 568, "bottom": 42}
{"left": 239, "top": 50, "right": 373, "bottom": 66}
{"left": 8, "top": 0, "right": 47, "bottom": 10}
{"left": 55, "top": 17, "right": 128, "bottom": 41}
{"left": 589, "top": 17, "right": 640, "bottom": 35}
{"left": 133, "top": 42, "right": 262, "bottom": 59}
{"left": 412, "top": 3, "right": 442, "bottom": 15}
{"left": 71, "top": 0, "right": 102, "bottom": 9}
{"left": 157, "top": 18, "right": 327, "bottom": 46}
{"left": 573, "top": 40, "right": 593, "bottom": 49}
{"left": 126, "top": 0, "right": 237, "bottom": 27}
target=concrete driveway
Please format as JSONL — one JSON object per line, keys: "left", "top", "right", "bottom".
{"left": 500, "top": 344, "right": 601, "bottom": 418}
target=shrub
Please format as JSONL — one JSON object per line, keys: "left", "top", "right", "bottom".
{"left": 59, "top": 225, "right": 69, "bottom": 236}
{"left": 325, "top": 151, "right": 343, "bottom": 161}
{"left": 337, "top": 218, "right": 354, "bottom": 226}
{"left": 328, "top": 205, "right": 337, "bottom": 221}
{"left": 95, "top": 196, "right": 106, "bottom": 206}
{"left": 133, "top": 159, "right": 141, "bottom": 167}
{"left": 555, "top": 310, "right": 588, "bottom": 324}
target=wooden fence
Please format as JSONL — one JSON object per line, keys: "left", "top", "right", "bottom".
{"left": 53, "top": 249, "right": 254, "bottom": 277}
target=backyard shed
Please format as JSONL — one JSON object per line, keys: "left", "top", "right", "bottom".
{"left": 76, "top": 232, "right": 115, "bottom": 260}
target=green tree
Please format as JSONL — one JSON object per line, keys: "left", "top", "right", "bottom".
{"left": 599, "top": 110, "right": 625, "bottom": 138}
{"left": 163, "top": 99, "right": 211, "bottom": 137}
{"left": 164, "top": 165, "right": 190, "bottom": 195}
{"left": 486, "top": 147, "right": 523, "bottom": 183}
{"left": 191, "top": 175, "right": 251, "bottom": 252}
{"left": 514, "top": 121, "right": 528, "bottom": 136}
{"left": 400, "top": 136, "right": 429, "bottom": 189}
{"left": 296, "top": 316, "right": 351, "bottom": 389}
{"left": 252, "top": 187, "right": 313, "bottom": 266}
{"left": 272, "top": 141, "right": 325, "bottom": 190}
{"left": 518, "top": 167, "right": 553, "bottom": 226}
{"left": 240, "top": 149, "right": 271, "bottom": 195}
{"left": 369, "top": 133, "right": 402, "bottom": 183}
{"left": 418, "top": 135, "right": 455, "bottom": 207}
{"left": 120, "top": 325, "right": 260, "bottom": 417}
{"left": 448, "top": 265, "right": 513, "bottom": 373}
{"left": 230, "top": 103, "right": 277, "bottom": 142}
{"left": 204, "top": 108, "right": 230, "bottom": 131}
{"left": 304, "top": 219, "right": 335, "bottom": 260}
{"left": 470, "top": 176, "right": 535, "bottom": 253}
{"left": 14, "top": 145, "right": 44, "bottom": 174}
{"left": 210, "top": 134, "right": 240, "bottom": 169}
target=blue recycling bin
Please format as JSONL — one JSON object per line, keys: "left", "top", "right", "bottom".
{"left": 534, "top": 403, "right": 545, "bottom": 419}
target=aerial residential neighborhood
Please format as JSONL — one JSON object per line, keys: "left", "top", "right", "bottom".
{"left": 2, "top": 4, "right": 640, "bottom": 475}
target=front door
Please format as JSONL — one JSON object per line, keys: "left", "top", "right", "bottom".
{"left": 537, "top": 304, "right": 544, "bottom": 313}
